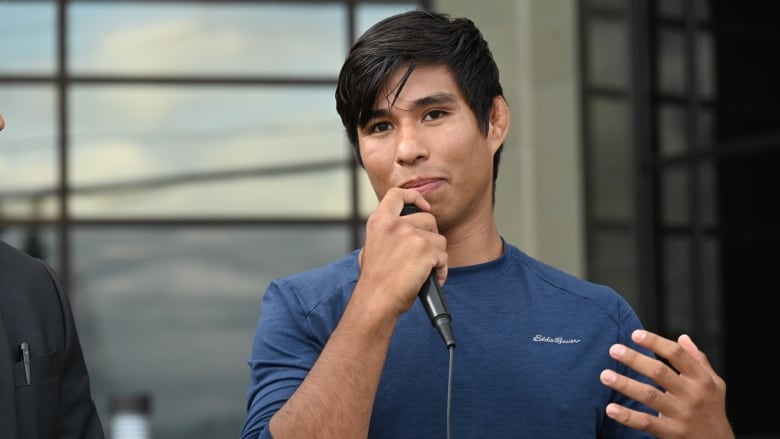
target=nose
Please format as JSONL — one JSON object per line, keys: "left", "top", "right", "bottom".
{"left": 395, "top": 126, "right": 428, "bottom": 165}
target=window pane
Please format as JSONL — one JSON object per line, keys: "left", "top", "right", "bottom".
{"left": 71, "top": 226, "right": 350, "bottom": 439}
{"left": 699, "top": 237, "right": 724, "bottom": 371}
{"left": 586, "top": 18, "right": 628, "bottom": 89}
{"left": 658, "top": 104, "right": 714, "bottom": 156}
{"left": 659, "top": 104, "right": 688, "bottom": 157}
{"left": 657, "top": 0, "right": 684, "bottom": 19}
{"left": 662, "top": 235, "right": 692, "bottom": 333}
{"left": 697, "top": 32, "right": 716, "bottom": 100}
{"left": 698, "top": 108, "right": 714, "bottom": 149}
{"left": 0, "top": 86, "right": 59, "bottom": 220}
{"left": 656, "top": 30, "right": 714, "bottom": 99}
{"left": 661, "top": 166, "right": 689, "bottom": 226}
{"left": 358, "top": 168, "right": 378, "bottom": 217}
{"left": 589, "top": 229, "right": 639, "bottom": 311}
{"left": 69, "top": 85, "right": 350, "bottom": 218}
{"left": 657, "top": 29, "right": 686, "bottom": 96}
{"left": 0, "top": 1, "right": 56, "bottom": 73}
{"left": 69, "top": 3, "right": 347, "bottom": 76}
{"left": 658, "top": 0, "right": 711, "bottom": 21}
{"left": 701, "top": 237, "right": 722, "bottom": 336}
{"left": 699, "top": 162, "right": 718, "bottom": 227}
{"left": 356, "top": 3, "right": 420, "bottom": 37}
{"left": 589, "top": 98, "right": 633, "bottom": 222}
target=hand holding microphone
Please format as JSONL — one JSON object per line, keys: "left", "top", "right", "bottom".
{"left": 400, "top": 204, "right": 456, "bottom": 349}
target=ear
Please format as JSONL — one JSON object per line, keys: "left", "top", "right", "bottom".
{"left": 487, "top": 96, "right": 510, "bottom": 153}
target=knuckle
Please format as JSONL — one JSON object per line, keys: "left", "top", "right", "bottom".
{"left": 641, "top": 385, "right": 661, "bottom": 405}
{"left": 650, "top": 361, "right": 671, "bottom": 381}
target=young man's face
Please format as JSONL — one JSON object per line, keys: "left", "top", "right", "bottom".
{"left": 357, "top": 64, "right": 507, "bottom": 232}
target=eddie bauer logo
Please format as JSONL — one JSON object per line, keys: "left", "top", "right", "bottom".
{"left": 533, "top": 334, "right": 581, "bottom": 344}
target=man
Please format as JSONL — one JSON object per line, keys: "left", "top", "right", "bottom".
{"left": 0, "top": 112, "right": 105, "bottom": 438}
{"left": 242, "top": 10, "right": 733, "bottom": 439}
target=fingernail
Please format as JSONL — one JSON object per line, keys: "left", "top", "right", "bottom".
{"left": 633, "top": 329, "right": 646, "bottom": 342}
{"left": 681, "top": 333, "right": 698, "bottom": 349}
{"left": 601, "top": 369, "right": 616, "bottom": 384}
{"left": 606, "top": 403, "right": 621, "bottom": 417}
{"left": 610, "top": 344, "right": 626, "bottom": 358}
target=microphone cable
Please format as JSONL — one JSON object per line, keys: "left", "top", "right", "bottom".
{"left": 446, "top": 344, "right": 454, "bottom": 439}
{"left": 398, "top": 204, "right": 456, "bottom": 438}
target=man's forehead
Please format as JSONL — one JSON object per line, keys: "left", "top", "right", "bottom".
{"left": 373, "top": 65, "right": 457, "bottom": 110}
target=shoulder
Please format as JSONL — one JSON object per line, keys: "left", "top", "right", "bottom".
{"left": 504, "top": 243, "right": 635, "bottom": 318}
{"left": 0, "top": 240, "right": 40, "bottom": 269}
{"left": 0, "top": 240, "right": 67, "bottom": 323}
{"left": 0, "top": 240, "right": 58, "bottom": 292}
{"left": 265, "top": 250, "right": 360, "bottom": 313}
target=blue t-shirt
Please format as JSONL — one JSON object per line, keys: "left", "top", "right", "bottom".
{"left": 242, "top": 241, "right": 656, "bottom": 438}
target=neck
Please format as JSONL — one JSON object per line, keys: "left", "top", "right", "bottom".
{"left": 442, "top": 211, "right": 503, "bottom": 268}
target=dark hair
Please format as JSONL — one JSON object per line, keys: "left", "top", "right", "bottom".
{"left": 335, "top": 10, "right": 505, "bottom": 199}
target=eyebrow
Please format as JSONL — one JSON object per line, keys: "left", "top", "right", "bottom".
{"left": 361, "top": 92, "right": 459, "bottom": 125}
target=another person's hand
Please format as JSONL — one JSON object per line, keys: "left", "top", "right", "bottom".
{"left": 600, "top": 329, "right": 735, "bottom": 439}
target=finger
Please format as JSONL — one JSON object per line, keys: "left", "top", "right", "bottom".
{"left": 608, "top": 341, "right": 682, "bottom": 396}
{"left": 678, "top": 334, "right": 728, "bottom": 393}
{"left": 382, "top": 187, "right": 431, "bottom": 216}
{"left": 632, "top": 330, "right": 708, "bottom": 382}
{"left": 400, "top": 208, "right": 439, "bottom": 234}
{"left": 600, "top": 367, "right": 672, "bottom": 415}
{"left": 677, "top": 334, "right": 707, "bottom": 365}
{"left": 604, "top": 402, "right": 674, "bottom": 438}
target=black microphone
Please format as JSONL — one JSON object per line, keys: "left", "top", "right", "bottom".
{"left": 400, "top": 204, "right": 456, "bottom": 348}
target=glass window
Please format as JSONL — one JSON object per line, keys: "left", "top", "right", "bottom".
{"left": 589, "top": 229, "right": 639, "bottom": 310}
{"left": 662, "top": 235, "right": 692, "bottom": 334}
{"left": 696, "top": 32, "right": 716, "bottom": 100}
{"left": 0, "top": 1, "right": 56, "bottom": 73}
{"left": 589, "top": 98, "right": 633, "bottom": 222}
{"left": 0, "top": 86, "right": 59, "bottom": 220}
{"left": 2, "top": 2, "right": 430, "bottom": 438}
{"left": 657, "top": 29, "right": 686, "bottom": 96}
{"left": 659, "top": 104, "right": 715, "bottom": 157}
{"left": 72, "top": 226, "right": 351, "bottom": 439}
{"left": 356, "top": 3, "right": 420, "bottom": 37}
{"left": 586, "top": 18, "right": 628, "bottom": 89}
{"left": 69, "top": 85, "right": 349, "bottom": 218}
{"left": 657, "top": 30, "right": 716, "bottom": 100}
{"left": 358, "top": 168, "right": 379, "bottom": 217}
{"left": 699, "top": 162, "right": 718, "bottom": 227}
{"left": 69, "top": 3, "right": 348, "bottom": 76}
{"left": 657, "top": 0, "right": 684, "bottom": 19}
{"left": 701, "top": 237, "right": 722, "bottom": 336}
{"left": 659, "top": 103, "right": 688, "bottom": 157}
{"left": 658, "top": 0, "right": 711, "bottom": 22}
{"left": 697, "top": 108, "right": 714, "bottom": 149}
{"left": 661, "top": 166, "right": 689, "bottom": 226}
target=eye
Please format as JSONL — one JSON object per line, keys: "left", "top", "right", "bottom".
{"left": 424, "top": 109, "right": 447, "bottom": 121}
{"left": 369, "top": 121, "right": 393, "bottom": 133}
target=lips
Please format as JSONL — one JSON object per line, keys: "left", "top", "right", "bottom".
{"left": 400, "top": 178, "right": 442, "bottom": 193}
